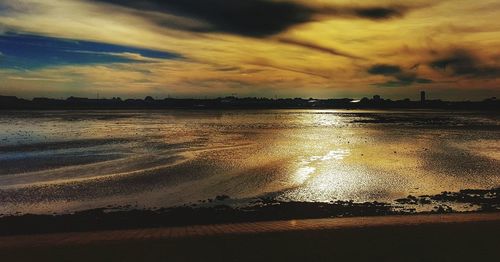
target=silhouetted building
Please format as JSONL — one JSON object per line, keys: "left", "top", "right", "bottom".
{"left": 420, "top": 91, "right": 426, "bottom": 103}
{"left": 373, "top": 95, "right": 381, "bottom": 101}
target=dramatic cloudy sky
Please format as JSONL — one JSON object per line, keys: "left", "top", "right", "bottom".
{"left": 0, "top": 0, "right": 499, "bottom": 100}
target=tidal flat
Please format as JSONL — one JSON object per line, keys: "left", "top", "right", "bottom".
{"left": 0, "top": 110, "right": 498, "bottom": 222}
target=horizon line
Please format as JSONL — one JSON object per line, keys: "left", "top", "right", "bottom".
{"left": 1, "top": 93, "right": 498, "bottom": 103}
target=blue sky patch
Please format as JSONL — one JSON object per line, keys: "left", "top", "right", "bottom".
{"left": 0, "top": 32, "right": 181, "bottom": 70}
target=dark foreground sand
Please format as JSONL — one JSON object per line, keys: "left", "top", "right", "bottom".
{"left": 0, "top": 213, "right": 499, "bottom": 262}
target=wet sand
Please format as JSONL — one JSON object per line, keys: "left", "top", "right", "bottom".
{"left": 1, "top": 110, "right": 499, "bottom": 215}
{"left": 1, "top": 213, "right": 499, "bottom": 261}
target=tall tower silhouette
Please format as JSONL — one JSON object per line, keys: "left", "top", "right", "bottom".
{"left": 420, "top": 91, "right": 426, "bottom": 103}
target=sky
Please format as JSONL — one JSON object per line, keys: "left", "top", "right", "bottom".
{"left": 0, "top": 0, "right": 499, "bottom": 100}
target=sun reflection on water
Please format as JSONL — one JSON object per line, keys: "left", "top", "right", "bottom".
{"left": 294, "top": 149, "right": 351, "bottom": 184}
{"left": 294, "top": 166, "right": 316, "bottom": 184}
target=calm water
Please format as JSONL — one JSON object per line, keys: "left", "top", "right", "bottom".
{"left": 0, "top": 110, "right": 498, "bottom": 215}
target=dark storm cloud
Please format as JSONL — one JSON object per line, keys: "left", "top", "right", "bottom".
{"left": 368, "top": 64, "right": 433, "bottom": 87}
{"left": 367, "top": 64, "right": 402, "bottom": 75}
{"left": 93, "top": 0, "right": 314, "bottom": 37}
{"left": 92, "top": 0, "right": 414, "bottom": 37}
{"left": 353, "top": 7, "right": 404, "bottom": 20}
{"left": 429, "top": 49, "right": 500, "bottom": 78}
